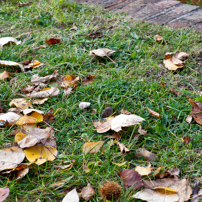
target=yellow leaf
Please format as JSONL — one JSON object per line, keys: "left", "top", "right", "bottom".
{"left": 9, "top": 98, "right": 33, "bottom": 110}
{"left": 82, "top": 141, "right": 104, "bottom": 155}
{"left": 24, "top": 144, "right": 57, "bottom": 165}
{"left": 153, "top": 186, "right": 178, "bottom": 194}
{"left": 29, "top": 112, "right": 43, "bottom": 122}
{"left": 15, "top": 132, "right": 27, "bottom": 142}
{"left": 16, "top": 115, "right": 39, "bottom": 125}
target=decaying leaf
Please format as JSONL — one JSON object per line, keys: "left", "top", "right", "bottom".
{"left": 170, "top": 87, "right": 179, "bottom": 96}
{"left": 135, "top": 164, "right": 153, "bottom": 176}
{"left": 0, "top": 37, "right": 21, "bottom": 47}
{"left": 80, "top": 183, "right": 96, "bottom": 201}
{"left": 118, "top": 169, "right": 144, "bottom": 190}
{"left": 73, "top": 23, "right": 78, "bottom": 31}
{"left": 189, "top": 97, "right": 202, "bottom": 125}
{"left": 89, "top": 48, "right": 115, "bottom": 57}
{"left": 154, "top": 35, "right": 163, "bottom": 43}
{"left": 0, "top": 71, "right": 10, "bottom": 81}
{"left": 61, "top": 75, "right": 79, "bottom": 88}
{"left": 45, "top": 38, "right": 60, "bottom": 45}
{"left": 135, "top": 148, "right": 157, "bottom": 162}
{"left": 117, "top": 142, "right": 130, "bottom": 154}
{"left": 79, "top": 102, "right": 91, "bottom": 109}
{"left": 62, "top": 188, "right": 79, "bottom": 202}
{"left": 9, "top": 98, "right": 33, "bottom": 110}
{"left": 182, "top": 136, "right": 192, "bottom": 144}
{"left": 147, "top": 107, "right": 161, "bottom": 119}
{"left": 110, "top": 114, "right": 145, "bottom": 132}
{"left": 24, "top": 144, "right": 57, "bottom": 165}
{"left": 0, "top": 112, "right": 21, "bottom": 125}
{"left": 31, "top": 70, "right": 58, "bottom": 84}
{"left": 185, "top": 115, "right": 192, "bottom": 124}
{"left": 82, "top": 75, "right": 95, "bottom": 85}
{"left": 163, "top": 51, "right": 189, "bottom": 71}
{"left": 32, "top": 98, "right": 48, "bottom": 105}
{"left": 101, "top": 107, "right": 113, "bottom": 118}
{"left": 82, "top": 141, "right": 104, "bottom": 155}
{"left": 105, "top": 132, "right": 121, "bottom": 140}
{"left": 0, "top": 146, "right": 25, "bottom": 171}
{"left": 0, "top": 60, "right": 24, "bottom": 71}
{"left": 93, "top": 118, "right": 113, "bottom": 133}
{"left": 190, "top": 181, "right": 202, "bottom": 202}
{"left": 23, "top": 60, "right": 44, "bottom": 69}
{"left": 138, "top": 125, "right": 147, "bottom": 135}
{"left": 26, "top": 87, "right": 60, "bottom": 98}
{"left": 0, "top": 187, "right": 10, "bottom": 202}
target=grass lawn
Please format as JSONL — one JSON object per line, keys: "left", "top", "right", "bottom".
{"left": 0, "top": 0, "right": 202, "bottom": 201}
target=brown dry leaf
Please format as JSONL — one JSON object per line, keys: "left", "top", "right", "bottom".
{"left": 50, "top": 176, "right": 74, "bottom": 188}
{"left": 0, "top": 60, "right": 24, "bottom": 71}
{"left": 160, "top": 81, "right": 166, "bottom": 87}
{"left": 169, "top": 87, "right": 179, "bottom": 96}
{"left": 93, "top": 118, "right": 113, "bottom": 133}
{"left": 43, "top": 108, "right": 55, "bottom": 123}
{"left": 23, "top": 60, "right": 44, "bottom": 69}
{"left": 135, "top": 148, "right": 157, "bottom": 162}
{"left": 135, "top": 164, "right": 153, "bottom": 176}
{"left": 154, "top": 35, "right": 163, "bottom": 43}
{"left": 138, "top": 125, "right": 147, "bottom": 135}
{"left": 104, "top": 132, "right": 121, "bottom": 140}
{"left": 45, "top": 38, "right": 60, "bottom": 45}
{"left": 26, "top": 87, "right": 60, "bottom": 98}
{"left": 0, "top": 146, "right": 25, "bottom": 171}
{"left": 73, "top": 23, "right": 78, "bottom": 31}
{"left": 111, "top": 114, "right": 145, "bottom": 132}
{"left": 163, "top": 55, "right": 183, "bottom": 71}
{"left": 31, "top": 70, "right": 58, "bottom": 84}
{"left": 190, "top": 181, "right": 202, "bottom": 202}
{"left": 32, "top": 98, "right": 48, "bottom": 105}
{"left": 80, "top": 183, "right": 96, "bottom": 201}
{"left": 154, "top": 166, "right": 163, "bottom": 176}
{"left": 0, "top": 112, "right": 21, "bottom": 126}
{"left": 117, "top": 142, "right": 130, "bottom": 154}
{"left": 0, "top": 37, "right": 21, "bottom": 47}
{"left": 0, "top": 187, "right": 9, "bottom": 202}
{"left": 120, "top": 108, "right": 131, "bottom": 115}
{"left": 189, "top": 97, "right": 202, "bottom": 125}
{"left": 147, "top": 107, "right": 161, "bottom": 119}
{"left": 182, "top": 136, "right": 192, "bottom": 144}
{"left": 82, "top": 75, "right": 95, "bottom": 85}
{"left": 0, "top": 71, "right": 10, "bottom": 81}
{"left": 89, "top": 48, "right": 115, "bottom": 57}
{"left": 143, "top": 178, "right": 192, "bottom": 202}
{"left": 17, "top": 2, "right": 31, "bottom": 7}
{"left": 24, "top": 144, "right": 57, "bottom": 165}
{"left": 61, "top": 75, "right": 79, "bottom": 88}
{"left": 185, "top": 115, "right": 192, "bottom": 124}
{"left": 166, "top": 168, "right": 180, "bottom": 177}
{"left": 9, "top": 98, "right": 33, "bottom": 110}
{"left": 62, "top": 188, "right": 79, "bottom": 202}
{"left": 118, "top": 169, "right": 144, "bottom": 190}
{"left": 82, "top": 141, "right": 104, "bottom": 155}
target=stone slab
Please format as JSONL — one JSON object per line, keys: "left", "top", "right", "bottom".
{"left": 191, "top": 23, "right": 202, "bottom": 30}
{"left": 104, "top": 0, "right": 135, "bottom": 10}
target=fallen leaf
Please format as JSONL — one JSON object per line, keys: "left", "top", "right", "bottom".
{"left": 117, "top": 142, "right": 130, "bottom": 154}
{"left": 0, "top": 71, "right": 10, "bottom": 81}
{"left": 110, "top": 114, "right": 145, "bottom": 132}
{"left": 45, "top": 38, "right": 60, "bottom": 45}
{"left": 43, "top": 108, "right": 55, "bottom": 123}
{"left": 72, "top": 23, "right": 78, "bottom": 31}
{"left": 182, "top": 136, "right": 192, "bottom": 144}
{"left": 26, "top": 87, "right": 60, "bottom": 98}
{"left": 189, "top": 97, "right": 202, "bottom": 125}
{"left": 82, "top": 141, "right": 104, "bottom": 155}
{"left": 23, "top": 60, "right": 44, "bottom": 69}
{"left": 79, "top": 102, "right": 91, "bottom": 109}
{"left": 169, "top": 87, "right": 179, "bottom": 96}
{"left": 82, "top": 75, "right": 95, "bottom": 85}
{"left": 120, "top": 108, "right": 131, "bottom": 115}
{"left": 24, "top": 144, "right": 57, "bottom": 165}
{"left": 147, "top": 107, "right": 161, "bottom": 119}
{"left": 135, "top": 164, "right": 153, "bottom": 176}
{"left": 38, "top": 44, "right": 46, "bottom": 48}
{"left": 17, "top": 2, "right": 31, "bottom": 7}
{"left": 15, "top": 167, "right": 29, "bottom": 180}
{"left": 185, "top": 115, "right": 192, "bottom": 124}
{"left": 22, "top": 109, "right": 43, "bottom": 116}
{"left": 190, "top": 181, "right": 202, "bottom": 202}
{"left": 9, "top": 98, "right": 33, "bottom": 110}
{"left": 118, "top": 169, "right": 144, "bottom": 190}
{"left": 0, "top": 37, "right": 21, "bottom": 47}
{"left": 61, "top": 75, "right": 79, "bottom": 88}
{"left": 93, "top": 118, "right": 113, "bottom": 133}
{"left": 135, "top": 148, "right": 157, "bottom": 162}
{"left": 80, "top": 183, "right": 95, "bottom": 201}
{"left": 0, "top": 60, "right": 24, "bottom": 71}
{"left": 154, "top": 35, "right": 163, "bottom": 43}
{"left": 160, "top": 81, "right": 166, "bottom": 87}
{"left": 50, "top": 176, "right": 74, "bottom": 187}
{"left": 62, "top": 188, "right": 79, "bottom": 202}
{"left": 0, "top": 112, "right": 21, "bottom": 125}
{"left": 138, "top": 125, "right": 147, "bottom": 135}
{"left": 0, "top": 146, "right": 25, "bottom": 171}
{"left": 64, "top": 87, "right": 73, "bottom": 97}
{"left": 32, "top": 98, "right": 48, "bottom": 105}
{"left": 112, "top": 161, "right": 127, "bottom": 166}
{"left": 166, "top": 168, "right": 180, "bottom": 177}
{"left": 101, "top": 107, "right": 113, "bottom": 118}
{"left": 31, "top": 70, "right": 58, "bottom": 84}
{"left": 89, "top": 48, "right": 115, "bottom": 57}
{"left": 16, "top": 115, "right": 42, "bottom": 126}
{"left": 104, "top": 132, "right": 121, "bottom": 140}
{"left": 0, "top": 187, "right": 10, "bottom": 202}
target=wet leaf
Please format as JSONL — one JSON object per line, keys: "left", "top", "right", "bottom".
{"left": 0, "top": 187, "right": 10, "bottom": 202}
{"left": 61, "top": 75, "right": 79, "bottom": 88}
{"left": 0, "top": 60, "right": 24, "bottom": 71}
{"left": 9, "top": 98, "right": 33, "bottom": 110}
{"left": 89, "top": 48, "right": 115, "bottom": 57}
{"left": 0, "top": 146, "right": 25, "bottom": 171}
{"left": 62, "top": 188, "right": 79, "bottom": 202}
{"left": 118, "top": 169, "right": 144, "bottom": 190}
{"left": 0, "top": 71, "right": 10, "bottom": 81}
{"left": 80, "top": 183, "right": 95, "bottom": 201}
{"left": 147, "top": 107, "right": 161, "bottom": 119}
{"left": 0, "top": 37, "right": 21, "bottom": 47}
{"left": 82, "top": 141, "right": 104, "bottom": 154}
{"left": 45, "top": 38, "right": 60, "bottom": 45}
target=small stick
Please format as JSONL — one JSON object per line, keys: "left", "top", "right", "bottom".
{"left": 187, "top": 66, "right": 200, "bottom": 74}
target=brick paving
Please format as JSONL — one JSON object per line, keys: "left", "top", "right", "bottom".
{"left": 78, "top": 0, "right": 202, "bottom": 31}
